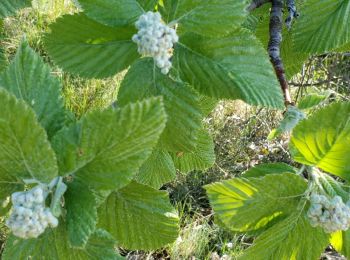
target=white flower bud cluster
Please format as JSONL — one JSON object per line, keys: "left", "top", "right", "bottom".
{"left": 6, "top": 185, "right": 58, "bottom": 239}
{"left": 132, "top": 11, "right": 179, "bottom": 74}
{"left": 307, "top": 194, "right": 350, "bottom": 233}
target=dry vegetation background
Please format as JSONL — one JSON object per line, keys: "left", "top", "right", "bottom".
{"left": 0, "top": 1, "right": 349, "bottom": 259}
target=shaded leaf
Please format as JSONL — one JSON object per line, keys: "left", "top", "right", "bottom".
{"left": 0, "top": 88, "right": 58, "bottom": 184}
{"left": 198, "top": 95, "right": 218, "bottom": 116}
{"left": 45, "top": 14, "right": 139, "bottom": 78}
{"left": 0, "top": 0, "right": 31, "bottom": 18}
{"left": 98, "top": 181, "right": 179, "bottom": 250}
{"left": 243, "top": 163, "right": 297, "bottom": 178}
{"left": 118, "top": 58, "right": 202, "bottom": 152}
{"left": 294, "top": 0, "right": 350, "bottom": 53}
{"left": 298, "top": 93, "right": 327, "bottom": 110}
{"left": 76, "top": 0, "right": 157, "bottom": 26}
{"left": 2, "top": 226, "right": 122, "bottom": 260}
{"left": 240, "top": 212, "right": 329, "bottom": 260}
{"left": 160, "top": 0, "right": 248, "bottom": 37}
{"left": 135, "top": 149, "right": 176, "bottom": 189}
{"left": 65, "top": 180, "right": 98, "bottom": 248}
{"left": 174, "top": 30, "right": 284, "bottom": 108}
{"left": 172, "top": 128, "right": 215, "bottom": 173}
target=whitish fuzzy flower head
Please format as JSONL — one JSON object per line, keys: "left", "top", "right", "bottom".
{"left": 307, "top": 194, "right": 350, "bottom": 233}
{"left": 6, "top": 185, "right": 58, "bottom": 239}
{"left": 132, "top": 11, "right": 179, "bottom": 74}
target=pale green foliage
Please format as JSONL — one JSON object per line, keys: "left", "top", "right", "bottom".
{"left": 76, "top": 0, "right": 158, "bottom": 26}
{"left": 297, "top": 94, "right": 328, "bottom": 110}
{"left": 294, "top": 0, "right": 350, "bottom": 53}
{"left": 0, "top": 41, "right": 65, "bottom": 138}
{"left": 268, "top": 106, "right": 305, "bottom": 139}
{"left": 65, "top": 180, "right": 98, "bottom": 248}
{"left": 205, "top": 174, "right": 307, "bottom": 232}
{"left": 330, "top": 229, "right": 350, "bottom": 257}
{"left": 0, "top": 0, "right": 31, "bottom": 18}
{"left": 340, "top": 230, "right": 350, "bottom": 256}
{"left": 52, "top": 97, "right": 167, "bottom": 191}
{"left": 175, "top": 30, "right": 284, "bottom": 108}
{"left": 0, "top": 36, "right": 180, "bottom": 256}
{"left": 0, "top": 89, "right": 58, "bottom": 184}
{"left": 207, "top": 101, "right": 350, "bottom": 259}
{"left": 290, "top": 102, "right": 350, "bottom": 180}
{"left": 117, "top": 58, "right": 202, "bottom": 152}
{"left": 159, "top": 0, "right": 248, "bottom": 37}
{"left": 45, "top": 0, "right": 285, "bottom": 109}
{"left": 206, "top": 173, "right": 333, "bottom": 259}
{"left": 241, "top": 212, "right": 329, "bottom": 260}
{"left": 98, "top": 181, "right": 179, "bottom": 250}
{"left": 2, "top": 226, "right": 122, "bottom": 260}
{"left": 135, "top": 149, "right": 176, "bottom": 189}
{"left": 172, "top": 128, "right": 215, "bottom": 173}
{"left": 243, "top": 163, "right": 296, "bottom": 178}
{"left": 45, "top": 14, "right": 139, "bottom": 78}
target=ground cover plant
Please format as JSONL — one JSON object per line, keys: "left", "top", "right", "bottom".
{"left": 0, "top": 0, "right": 349, "bottom": 259}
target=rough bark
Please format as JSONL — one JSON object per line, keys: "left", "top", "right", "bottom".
{"left": 268, "top": 0, "right": 294, "bottom": 106}
{"left": 285, "top": 0, "right": 299, "bottom": 30}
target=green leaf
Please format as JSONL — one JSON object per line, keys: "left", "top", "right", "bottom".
{"left": 98, "top": 181, "right": 179, "bottom": 250}
{"left": 294, "top": 0, "right": 350, "bottom": 53}
{"left": 172, "top": 128, "right": 215, "bottom": 173}
{"left": 0, "top": 47, "right": 7, "bottom": 71}
{"left": 339, "top": 230, "right": 350, "bottom": 257}
{"left": 52, "top": 97, "right": 167, "bottom": 190}
{"left": 0, "top": 0, "right": 31, "bottom": 18}
{"left": 160, "top": 0, "right": 248, "bottom": 37}
{"left": 268, "top": 106, "right": 305, "bottom": 140}
{"left": 198, "top": 95, "right": 218, "bottom": 116}
{"left": 243, "top": 163, "right": 297, "bottom": 178}
{"left": 135, "top": 149, "right": 176, "bottom": 189}
{"left": 174, "top": 30, "right": 284, "bottom": 109}
{"left": 0, "top": 41, "right": 65, "bottom": 138}
{"left": 0, "top": 183, "right": 23, "bottom": 215}
{"left": 0, "top": 88, "right": 58, "bottom": 184}
{"left": 117, "top": 58, "right": 202, "bottom": 152}
{"left": 205, "top": 173, "right": 307, "bottom": 232}
{"left": 2, "top": 226, "right": 122, "bottom": 260}
{"left": 240, "top": 212, "right": 329, "bottom": 260}
{"left": 45, "top": 14, "right": 139, "bottom": 79}
{"left": 65, "top": 180, "right": 98, "bottom": 248}
{"left": 290, "top": 102, "right": 350, "bottom": 180}
{"left": 76, "top": 0, "right": 157, "bottom": 26}
{"left": 298, "top": 93, "right": 327, "bottom": 110}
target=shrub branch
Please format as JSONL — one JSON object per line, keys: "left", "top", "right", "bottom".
{"left": 285, "top": 0, "right": 299, "bottom": 30}
{"left": 268, "top": 0, "right": 294, "bottom": 106}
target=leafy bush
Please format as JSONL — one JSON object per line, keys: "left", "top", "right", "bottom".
{"left": 0, "top": 0, "right": 349, "bottom": 259}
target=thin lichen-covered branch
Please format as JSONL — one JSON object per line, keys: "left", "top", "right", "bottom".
{"left": 285, "top": 0, "right": 299, "bottom": 30}
{"left": 268, "top": 0, "right": 293, "bottom": 105}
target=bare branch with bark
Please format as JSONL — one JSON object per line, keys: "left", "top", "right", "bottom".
{"left": 268, "top": 0, "right": 294, "bottom": 106}
{"left": 285, "top": 0, "right": 299, "bottom": 30}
